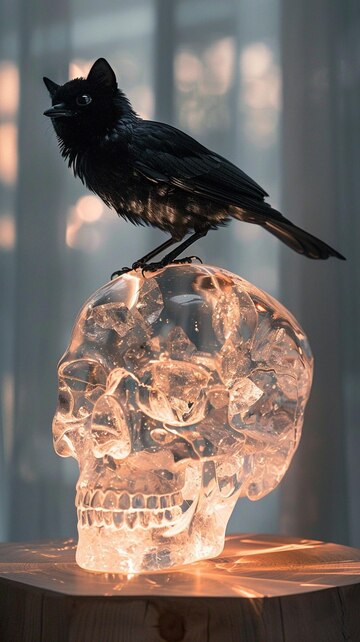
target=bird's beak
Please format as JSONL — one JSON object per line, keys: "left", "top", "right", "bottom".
{"left": 43, "top": 103, "right": 74, "bottom": 118}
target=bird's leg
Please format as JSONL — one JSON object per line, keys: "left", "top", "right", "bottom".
{"left": 111, "top": 236, "right": 179, "bottom": 279}
{"left": 111, "top": 230, "right": 208, "bottom": 279}
{"left": 142, "top": 229, "right": 208, "bottom": 273}
{"left": 131, "top": 236, "right": 179, "bottom": 269}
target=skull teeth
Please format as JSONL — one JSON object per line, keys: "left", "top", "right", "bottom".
{"left": 113, "top": 512, "right": 124, "bottom": 529}
{"left": 77, "top": 505, "right": 184, "bottom": 530}
{"left": 76, "top": 489, "right": 187, "bottom": 529}
{"left": 77, "top": 489, "right": 184, "bottom": 512}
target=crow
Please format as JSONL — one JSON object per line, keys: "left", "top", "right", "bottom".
{"left": 44, "top": 58, "right": 345, "bottom": 276}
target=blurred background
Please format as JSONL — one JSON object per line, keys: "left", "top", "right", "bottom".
{"left": 0, "top": 0, "right": 358, "bottom": 546}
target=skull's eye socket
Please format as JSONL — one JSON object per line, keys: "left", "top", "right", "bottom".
{"left": 76, "top": 94, "right": 92, "bottom": 106}
{"left": 137, "top": 360, "right": 211, "bottom": 426}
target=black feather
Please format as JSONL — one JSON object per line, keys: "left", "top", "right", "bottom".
{"left": 43, "top": 58, "right": 345, "bottom": 261}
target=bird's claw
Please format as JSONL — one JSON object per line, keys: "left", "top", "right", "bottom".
{"left": 140, "top": 255, "right": 203, "bottom": 277}
{"left": 112, "top": 256, "right": 203, "bottom": 280}
{"left": 141, "top": 263, "right": 163, "bottom": 276}
{"left": 111, "top": 266, "right": 131, "bottom": 280}
{"left": 131, "top": 260, "right": 144, "bottom": 271}
{"left": 172, "top": 255, "right": 203, "bottom": 265}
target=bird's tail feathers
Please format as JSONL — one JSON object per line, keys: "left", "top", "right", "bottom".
{"left": 261, "top": 216, "right": 345, "bottom": 260}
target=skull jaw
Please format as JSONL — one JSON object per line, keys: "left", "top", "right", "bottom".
{"left": 75, "top": 497, "right": 236, "bottom": 573}
{"left": 74, "top": 454, "right": 242, "bottom": 573}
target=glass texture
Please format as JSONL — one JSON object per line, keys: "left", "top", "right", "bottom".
{"left": 53, "top": 264, "right": 313, "bottom": 572}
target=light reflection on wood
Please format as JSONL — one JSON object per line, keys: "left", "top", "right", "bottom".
{"left": 1, "top": 534, "right": 360, "bottom": 598}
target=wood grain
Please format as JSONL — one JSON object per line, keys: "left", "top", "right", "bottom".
{"left": 0, "top": 534, "right": 359, "bottom": 641}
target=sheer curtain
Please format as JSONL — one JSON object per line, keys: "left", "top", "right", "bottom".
{"left": 0, "top": 0, "right": 356, "bottom": 545}
{"left": 280, "top": 0, "right": 359, "bottom": 547}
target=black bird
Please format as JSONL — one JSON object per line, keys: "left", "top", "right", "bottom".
{"left": 43, "top": 58, "right": 345, "bottom": 275}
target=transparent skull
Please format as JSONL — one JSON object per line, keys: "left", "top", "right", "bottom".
{"left": 53, "top": 264, "right": 313, "bottom": 573}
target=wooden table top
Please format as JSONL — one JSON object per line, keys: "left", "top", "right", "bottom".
{"left": 1, "top": 533, "right": 360, "bottom": 599}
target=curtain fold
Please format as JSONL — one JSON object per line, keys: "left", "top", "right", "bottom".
{"left": 280, "top": 0, "right": 359, "bottom": 546}
{"left": 11, "top": 0, "right": 73, "bottom": 539}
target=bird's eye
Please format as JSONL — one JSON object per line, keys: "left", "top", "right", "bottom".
{"left": 76, "top": 94, "right": 92, "bottom": 106}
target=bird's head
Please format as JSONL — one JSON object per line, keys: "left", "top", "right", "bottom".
{"left": 43, "top": 58, "right": 135, "bottom": 146}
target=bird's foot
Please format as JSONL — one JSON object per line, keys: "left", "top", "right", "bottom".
{"left": 111, "top": 259, "right": 150, "bottom": 278}
{"left": 131, "top": 259, "right": 147, "bottom": 271}
{"left": 141, "top": 255, "right": 202, "bottom": 276}
{"left": 140, "top": 261, "right": 164, "bottom": 276}
{"left": 112, "top": 256, "right": 202, "bottom": 279}
{"left": 111, "top": 266, "right": 131, "bottom": 280}
{"left": 171, "top": 255, "right": 203, "bottom": 266}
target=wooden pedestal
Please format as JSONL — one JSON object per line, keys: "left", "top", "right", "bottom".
{"left": 0, "top": 534, "right": 360, "bottom": 641}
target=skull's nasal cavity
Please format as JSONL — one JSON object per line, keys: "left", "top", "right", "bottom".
{"left": 91, "top": 394, "right": 131, "bottom": 460}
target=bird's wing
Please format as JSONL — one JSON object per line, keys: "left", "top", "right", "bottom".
{"left": 130, "top": 121, "right": 270, "bottom": 212}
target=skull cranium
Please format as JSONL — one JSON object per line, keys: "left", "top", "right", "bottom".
{"left": 53, "top": 264, "right": 313, "bottom": 573}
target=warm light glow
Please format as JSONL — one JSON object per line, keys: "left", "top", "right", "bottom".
{"left": 66, "top": 198, "right": 104, "bottom": 251}
{"left": 129, "top": 85, "right": 154, "bottom": 120}
{"left": 175, "top": 51, "right": 203, "bottom": 90}
{"left": 203, "top": 37, "right": 235, "bottom": 95}
{"left": 2, "top": 534, "right": 360, "bottom": 598}
{"left": 175, "top": 39, "right": 235, "bottom": 134}
{"left": 239, "top": 42, "right": 281, "bottom": 148}
{"left": 53, "top": 264, "right": 313, "bottom": 574}
{"left": 240, "top": 43, "right": 273, "bottom": 79}
{"left": 69, "top": 60, "right": 93, "bottom": 79}
{"left": 66, "top": 221, "right": 102, "bottom": 251}
{"left": 65, "top": 207, "right": 81, "bottom": 248}
{"left": 175, "top": 38, "right": 235, "bottom": 97}
{"left": 0, "top": 123, "right": 17, "bottom": 184}
{"left": 243, "top": 79, "right": 280, "bottom": 110}
{"left": 0, "top": 62, "right": 19, "bottom": 116}
{"left": 75, "top": 195, "right": 103, "bottom": 222}
{"left": 0, "top": 214, "right": 16, "bottom": 250}
{"left": 2, "top": 373, "right": 14, "bottom": 461}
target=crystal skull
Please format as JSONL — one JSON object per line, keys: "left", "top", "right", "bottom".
{"left": 53, "top": 264, "right": 313, "bottom": 573}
